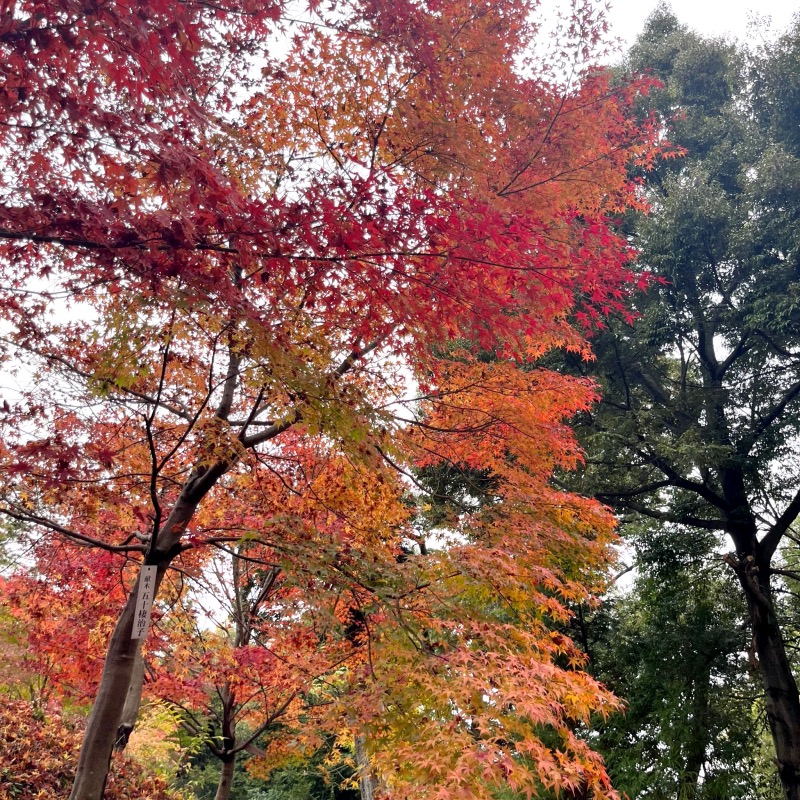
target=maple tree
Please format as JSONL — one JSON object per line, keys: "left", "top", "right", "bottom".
{"left": 329, "top": 356, "right": 624, "bottom": 800}
{"left": 2, "top": 542, "right": 133, "bottom": 705}
{"left": 149, "top": 553, "right": 298, "bottom": 800}
{"left": 146, "top": 452, "right": 406, "bottom": 800}
{"left": 0, "top": 0, "right": 662, "bottom": 798}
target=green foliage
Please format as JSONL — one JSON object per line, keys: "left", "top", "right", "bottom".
{"left": 563, "top": 8, "right": 800, "bottom": 798}
{"left": 171, "top": 741, "right": 263, "bottom": 800}
{"left": 584, "top": 527, "right": 777, "bottom": 799}
{"left": 751, "top": 23, "right": 800, "bottom": 158}
{"left": 246, "top": 758, "right": 359, "bottom": 800}
{"left": 413, "top": 461, "right": 499, "bottom": 532}
{"left": 575, "top": 7, "right": 800, "bottom": 563}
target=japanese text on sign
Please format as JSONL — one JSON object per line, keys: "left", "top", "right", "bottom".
{"left": 132, "top": 565, "right": 157, "bottom": 640}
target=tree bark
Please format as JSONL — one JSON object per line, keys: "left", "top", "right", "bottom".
{"left": 746, "top": 570, "right": 800, "bottom": 800}
{"left": 114, "top": 647, "right": 145, "bottom": 752}
{"left": 69, "top": 564, "right": 165, "bottom": 800}
{"left": 722, "top": 468, "right": 800, "bottom": 800}
{"left": 355, "top": 733, "right": 375, "bottom": 800}
{"left": 213, "top": 757, "right": 236, "bottom": 800}
{"left": 679, "top": 672, "right": 709, "bottom": 800}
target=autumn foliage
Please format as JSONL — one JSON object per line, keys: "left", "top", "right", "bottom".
{"left": 0, "top": 699, "right": 177, "bottom": 800}
{"left": 0, "top": 0, "right": 661, "bottom": 797}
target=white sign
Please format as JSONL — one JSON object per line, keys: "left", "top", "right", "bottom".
{"left": 132, "top": 565, "right": 158, "bottom": 640}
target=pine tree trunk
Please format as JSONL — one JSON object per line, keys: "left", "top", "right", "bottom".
{"left": 214, "top": 757, "right": 236, "bottom": 800}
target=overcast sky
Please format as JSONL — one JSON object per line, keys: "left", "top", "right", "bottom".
{"left": 604, "top": 0, "right": 797, "bottom": 49}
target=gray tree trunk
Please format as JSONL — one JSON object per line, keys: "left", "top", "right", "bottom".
{"left": 355, "top": 733, "right": 374, "bottom": 800}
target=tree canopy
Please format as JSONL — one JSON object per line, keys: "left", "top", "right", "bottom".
{"left": 0, "top": 1, "right": 662, "bottom": 799}
{"left": 570, "top": 8, "right": 800, "bottom": 799}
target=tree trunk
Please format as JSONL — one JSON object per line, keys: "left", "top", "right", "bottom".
{"left": 214, "top": 757, "right": 236, "bottom": 800}
{"left": 355, "top": 733, "right": 375, "bottom": 800}
{"left": 679, "top": 672, "right": 709, "bottom": 800}
{"left": 69, "top": 463, "right": 227, "bottom": 799}
{"left": 69, "top": 564, "right": 167, "bottom": 800}
{"left": 114, "top": 647, "right": 145, "bottom": 751}
{"left": 69, "top": 586, "right": 142, "bottom": 799}
{"left": 723, "top": 470, "right": 800, "bottom": 800}
{"left": 747, "top": 573, "right": 800, "bottom": 800}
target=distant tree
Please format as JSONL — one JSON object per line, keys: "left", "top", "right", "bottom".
{"left": 570, "top": 9, "right": 800, "bottom": 798}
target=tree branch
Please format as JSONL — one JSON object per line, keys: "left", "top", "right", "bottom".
{"left": 739, "top": 378, "right": 800, "bottom": 457}
{"left": 761, "top": 487, "right": 800, "bottom": 563}
{"left": 0, "top": 508, "right": 147, "bottom": 553}
{"left": 615, "top": 501, "right": 727, "bottom": 531}
{"left": 232, "top": 692, "right": 297, "bottom": 755}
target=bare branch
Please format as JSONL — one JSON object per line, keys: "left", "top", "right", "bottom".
{"left": 0, "top": 508, "right": 147, "bottom": 553}
{"left": 761, "top": 488, "right": 800, "bottom": 563}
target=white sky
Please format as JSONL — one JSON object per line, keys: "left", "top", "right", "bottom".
{"left": 604, "top": 0, "right": 798, "bottom": 49}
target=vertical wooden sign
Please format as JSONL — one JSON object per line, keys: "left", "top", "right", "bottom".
{"left": 132, "top": 565, "right": 157, "bottom": 640}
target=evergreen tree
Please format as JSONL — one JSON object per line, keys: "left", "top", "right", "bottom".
{"left": 572, "top": 8, "right": 800, "bottom": 797}
{"left": 583, "top": 526, "right": 778, "bottom": 799}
